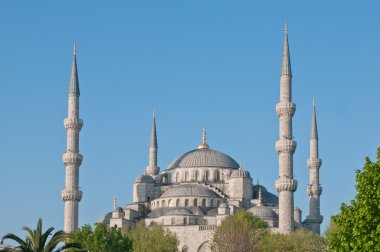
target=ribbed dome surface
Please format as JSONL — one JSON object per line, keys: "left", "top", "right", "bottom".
{"left": 248, "top": 206, "right": 277, "bottom": 219}
{"left": 160, "top": 184, "right": 221, "bottom": 198}
{"left": 166, "top": 148, "right": 239, "bottom": 170}
{"left": 135, "top": 175, "right": 155, "bottom": 183}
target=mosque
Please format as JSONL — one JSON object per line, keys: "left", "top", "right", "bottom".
{"left": 61, "top": 24, "right": 323, "bottom": 252}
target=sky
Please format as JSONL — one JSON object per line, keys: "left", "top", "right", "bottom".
{"left": 1, "top": 1, "right": 380, "bottom": 239}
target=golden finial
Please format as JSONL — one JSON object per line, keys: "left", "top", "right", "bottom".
{"left": 198, "top": 127, "right": 209, "bottom": 149}
{"left": 73, "top": 42, "right": 77, "bottom": 56}
{"left": 258, "top": 188, "right": 263, "bottom": 207}
{"left": 113, "top": 195, "right": 117, "bottom": 209}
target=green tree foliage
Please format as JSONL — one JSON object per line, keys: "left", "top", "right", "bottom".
{"left": 1, "top": 218, "right": 83, "bottom": 252}
{"left": 125, "top": 221, "right": 178, "bottom": 252}
{"left": 327, "top": 148, "right": 380, "bottom": 251}
{"left": 260, "top": 229, "right": 327, "bottom": 252}
{"left": 212, "top": 209, "right": 268, "bottom": 252}
{"left": 69, "top": 223, "right": 132, "bottom": 252}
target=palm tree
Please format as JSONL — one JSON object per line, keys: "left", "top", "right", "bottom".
{"left": 1, "top": 218, "right": 84, "bottom": 252}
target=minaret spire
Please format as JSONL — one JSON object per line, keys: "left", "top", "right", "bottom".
{"left": 61, "top": 43, "right": 83, "bottom": 233}
{"left": 305, "top": 98, "right": 323, "bottom": 234}
{"left": 275, "top": 22, "right": 298, "bottom": 234}
{"left": 198, "top": 127, "right": 209, "bottom": 149}
{"left": 145, "top": 108, "right": 159, "bottom": 176}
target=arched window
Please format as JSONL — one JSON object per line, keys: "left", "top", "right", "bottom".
{"left": 184, "top": 218, "right": 187, "bottom": 225}
{"left": 210, "top": 199, "right": 213, "bottom": 207}
{"left": 168, "top": 199, "right": 172, "bottom": 207}
{"left": 175, "top": 172, "right": 179, "bottom": 183}
{"left": 195, "top": 170, "right": 200, "bottom": 181}
{"left": 185, "top": 199, "right": 189, "bottom": 206}
{"left": 171, "top": 217, "right": 175, "bottom": 225}
{"left": 176, "top": 199, "right": 180, "bottom": 207}
{"left": 217, "top": 200, "right": 220, "bottom": 207}
{"left": 194, "top": 198, "right": 198, "bottom": 206}
{"left": 205, "top": 170, "right": 210, "bottom": 181}
{"left": 202, "top": 199, "right": 206, "bottom": 207}
{"left": 215, "top": 170, "right": 220, "bottom": 181}
{"left": 185, "top": 171, "right": 189, "bottom": 182}
{"left": 162, "top": 200, "right": 166, "bottom": 207}
{"left": 157, "top": 201, "right": 160, "bottom": 208}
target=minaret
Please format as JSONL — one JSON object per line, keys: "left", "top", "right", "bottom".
{"left": 61, "top": 43, "right": 83, "bottom": 233}
{"left": 305, "top": 98, "right": 323, "bottom": 234}
{"left": 275, "top": 23, "right": 298, "bottom": 234}
{"left": 144, "top": 109, "right": 159, "bottom": 176}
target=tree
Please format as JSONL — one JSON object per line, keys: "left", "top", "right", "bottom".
{"left": 327, "top": 147, "right": 380, "bottom": 251}
{"left": 212, "top": 209, "right": 268, "bottom": 252}
{"left": 260, "top": 229, "right": 327, "bottom": 252}
{"left": 125, "top": 221, "right": 178, "bottom": 252}
{"left": 1, "top": 218, "right": 83, "bottom": 252}
{"left": 69, "top": 223, "right": 132, "bottom": 252}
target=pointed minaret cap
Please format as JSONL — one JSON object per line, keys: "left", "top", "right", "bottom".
{"left": 150, "top": 107, "right": 158, "bottom": 148}
{"left": 198, "top": 128, "right": 209, "bottom": 149}
{"left": 281, "top": 21, "right": 292, "bottom": 76}
{"left": 311, "top": 97, "right": 318, "bottom": 140}
{"left": 69, "top": 42, "right": 80, "bottom": 95}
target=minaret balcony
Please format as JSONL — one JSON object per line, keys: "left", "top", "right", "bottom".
{"left": 64, "top": 118, "right": 83, "bottom": 130}
{"left": 275, "top": 178, "right": 297, "bottom": 192}
{"left": 307, "top": 184, "right": 322, "bottom": 196}
{"left": 62, "top": 152, "right": 83, "bottom": 166}
{"left": 305, "top": 215, "right": 323, "bottom": 224}
{"left": 276, "top": 102, "right": 296, "bottom": 117}
{"left": 275, "top": 139, "right": 297, "bottom": 154}
{"left": 61, "top": 189, "right": 82, "bottom": 202}
{"left": 307, "top": 158, "right": 322, "bottom": 169}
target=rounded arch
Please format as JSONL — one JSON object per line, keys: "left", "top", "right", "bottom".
{"left": 194, "top": 198, "right": 198, "bottom": 206}
{"left": 215, "top": 170, "right": 220, "bottom": 181}
{"left": 176, "top": 199, "right": 180, "bottom": 207}
{"left": 205, "top": 170, "right": 210, "bottom": 181}
{"left": 185, "top": 171, "right": 189, "bottom": 182}
{"left": 162, "top": 200, "right": 166, "bottom": 207}
{"left": 185, "top": 199, "right": 189, "bottom": 207}
{"left": 197, "top": 241, "right": 211, "bottom": 252}
{"left": 195, "top": 170, "right": 200, "bottom": 181}
{"left": 175, "top": 172, "right": 179, "bottom": 183}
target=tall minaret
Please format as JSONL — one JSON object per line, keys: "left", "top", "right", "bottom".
{"left": 144, "top": 109, "right": 159, "bottom": 176}
{"left": 61, "top": 43, "right": 83, "bottom": 233}
{"left": 275, "top": 23, "right": 298, "bottom": 234}
{"left": 305, "top": 98, "right": 323, "bottom": 234}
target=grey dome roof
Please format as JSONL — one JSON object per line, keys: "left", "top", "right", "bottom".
{"left": 166, "top": 148, "right": 239, "bottom": 170}
{"left": 160, "top": 184, "right": 221, "bottom": 199}
{"left": 165, "top": 208, "right": 192, "bottom": 216}
{"left": 135, "top": 175, "right": 155, "bottom": 183}
{"left": 230, "top": 168, "right": 251, "bottom": 178}
{"left": 253, "top": 185, "right": 278, "bottom": 205}
{"left": 248, "top": 206, "right": 278, "bottom": 219}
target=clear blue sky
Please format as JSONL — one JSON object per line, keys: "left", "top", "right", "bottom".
{"left": 1, "top": 1, "right": 379, "bottom": 238}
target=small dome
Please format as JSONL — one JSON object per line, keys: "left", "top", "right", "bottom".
{"left": 160, "top": 184, "right": 221, "bottom": 198}
{"left": 252, "top": 185, "right": 278, "bottom": 205}
{"left": 166, "top": 148, "right": 239, "bottom": 170}
{"left": 135, "top": 175, "right": 155, "bottom": 183}
{"left": 165, "top": 208, "right": 192, "bottom": 216}
{"left": 248, "top": 206, "right": 277, "bottom": 219}
{"left": 230, "top": 167, "right": 251, "bottom": 178}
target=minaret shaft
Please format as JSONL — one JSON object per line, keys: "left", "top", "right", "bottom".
{"left": 61, "top": 46, "right": 83, "bottom": 233}
{"left": 275, "top": 23, "right": 297, "bottom": 234}
{"left": 306, "top": 100, "right": 323, "bottom": 234}
{"left": 145, "top": 110, "right": 159, "bottom": 176}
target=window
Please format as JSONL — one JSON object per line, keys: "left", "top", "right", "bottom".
{"left": 176, "top": 199, "right": 180, "bottom": 207}
{"left": 202, "top": 199, "right": 206, "bottom": 207}
{"left": 184, "top": 218, "right": 187, "bottom": 225}
{"left": 168, "top": 199, "right": 172, "bottom": 206}
{"left": 210, "top": 199, "right": 213, "bottom": 207}
{"left": 185, "top": 171, "right": 189, "bottom": 182}
{"left": 215, "top": 170, "right": 220, "bottom": 181}
{"left": 157, "top": 201, "right": 160, "bottom": 207}
{"left": 205, "top": 170, "right": 210, "bottom": 181}
{"left": 162, "top": 200, "right": 166, "bottom": 207}
{"left": 195, "top": 170, "right": 200, "bottom": 181}
{"left": 185, "top": 199, "right": 189, "bottom": 206}
{"left": 194, "top": 198, "right": 198, "bottom": 206}
{"left": 175, "top": 172, "right": 179, "bottom": 183}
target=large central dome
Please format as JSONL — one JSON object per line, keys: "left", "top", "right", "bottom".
{"left": 165, "top": 148, "right": 240, "bottom": 170}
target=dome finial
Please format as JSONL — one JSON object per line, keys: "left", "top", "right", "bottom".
{"left": 113, "top": 195, "right": 117, "bottom": 209}
{"left": 198, "top": 127, "right": 209, "bottom": 149}
{"left": 258, "top": 187, "right": 263, "bottom": 207}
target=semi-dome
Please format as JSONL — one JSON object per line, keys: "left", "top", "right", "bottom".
{"left": 160, "top": 184, "right": 221, "bottom": 198}
{"left": 248, "top": 206, "right": 277, "bottom": 219}
{"left": 230, "top": 167, "right": 251, "bottom": 178}
{"left": 165, "top": 208, "right": 192, "bottom": 216}
{"left": 165, "top": 148, "right": 239, "bottom": 170}
{"left": 135, "top": 174, "right": 155, "bottom": 183}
